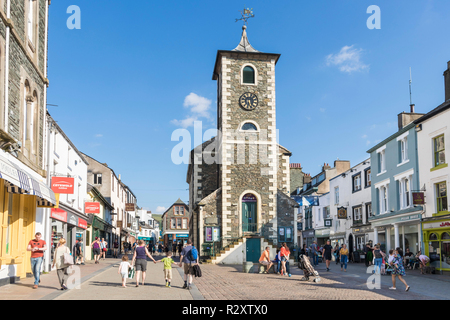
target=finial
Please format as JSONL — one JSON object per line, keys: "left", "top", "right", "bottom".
{"left": 235, "top": 7, "right": 255, "bottom": 26}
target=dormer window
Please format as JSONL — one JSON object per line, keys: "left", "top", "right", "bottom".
{"left": 243, "top": 66, "right": 255, "bottom": 84}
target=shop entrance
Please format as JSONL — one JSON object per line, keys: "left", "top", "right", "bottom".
{"left": 246, "top": 238, "right": 260, "bottom": 263}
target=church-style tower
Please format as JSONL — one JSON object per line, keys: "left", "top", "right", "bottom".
{"left": 187, "top": 25, "right": 296, "bottom": 264}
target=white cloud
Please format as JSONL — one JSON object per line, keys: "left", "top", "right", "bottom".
{"left": 95, "top": 134, "right": 103, "bottom": 138}
{"left": 172, "top": 93, "right": 212, "bottom": 128}
{"left": 319, "top": 108, "right": 326, "bottom": 113}
{"left": 326, "top": 45, "right": 369, "bottom": 73}
{"left": 362, "top": 134, "right": 368, "bottom": 139}
{"left": 155, "top": 206, "right": 166, "bottom": 213}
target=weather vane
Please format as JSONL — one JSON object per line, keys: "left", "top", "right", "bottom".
{"left": 235, "top": 7, "right": 255, "bottom": 26}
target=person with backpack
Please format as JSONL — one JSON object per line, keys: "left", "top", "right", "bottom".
{"left": 178, "top": 239, "right": 198, "bottom": 290}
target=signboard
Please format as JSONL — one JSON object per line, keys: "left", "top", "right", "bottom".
{"left": 51, "top": 208, "right": 67, "bottom": 223}
{"left": 337, "top": 207, "right": 347, "bottom": 219}
{"left": 125, "top": 203, "right": 135, "bottom": 211}
{"left": 78, "top": 219, "right": 87, "bottom": 229}
{"left": 424, "top": 220, "right": 450, "bottom": 230}
{"left": 413, "top": 192, "right": 425, "bottom": 205}
{"left": 205, "top": 227, "right": 219, "bottom": 242}
{"left": 51, "top": 177, "right": 74, "bottom": 194}
{"left": 85, "top": 202, "right": 101, "bottom": 214}
{"left": 116, "top": 221, "right": 122, "bottom": 228}
{"left": 292, "top": 196, "right": 320, "bottom": 207}
{"left": 324, "top": 219, "right": 333, "bottom": 227}
{"left": 242, "top": 194, "right": 257, "bottom": 202}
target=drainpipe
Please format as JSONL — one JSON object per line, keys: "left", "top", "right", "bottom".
{"left": 4, "top": 0, "right": 10, "bottom": 131}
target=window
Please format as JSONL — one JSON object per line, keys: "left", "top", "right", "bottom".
{"left": 177, "top": 218, "right": 182, "bottom": 229}
{"left": 325, "top": 206, "right": 330, "bottom": 219}
{"left": 434, "top": 135, "right": 446, "bottom": 167}
{"left": 171, "top": 218, "right": 176, "bottom": 229}
{"left": 94, "top": 173, "right": 102, "bottom": 185}
{"left": 318, "top": 173, "right": 325, "bottom": 183}
{"left": 379, "top": 185, "right": 388, "bottom": 214}
{"left": 278, "top": 227, "right": 293, "bottom": 242}
{"left": 317, "top": 208, "right": 321, "bottom": 222}
{"left": 27, "top": 0, "right": 34, "bottom": 43}
{"left": 353, "top": 173, "right": 361, "bottom": 192}
{"left": 400, "top": 137, "right": 408, "bottom": 163}
{"left": 174, "top": 206, "right": 179, "bottom": 215}
{"left": 366, "top": 203, "right": 372, "bottom": 221}
{"left": 436, "top": 182, "right": 448, "bottom": 213}
{"left": 242, "top": 66, "right": 255, "bottom": 84}
{"left": 182, "top": 218, "right": 187, "bottom": 229}
{"left": 365, "top": 169, "right": 371, "bottom": 188}
{"left": 241, "top": 123, "right": 257, "bottom": 131}
{"left": 353, "top": 206, "right": 362, "bottom": 224}
{"left": 180, "top": 206, "right": 184, "bottom": 215}
{"left": 335, "top": 186, "right": 339, "bottom": 205}
{"left": 400, "top": 178, "right": 411, "bottom": 209}
{"left": 379, "top": 150, "right": 386, "bottom": 173}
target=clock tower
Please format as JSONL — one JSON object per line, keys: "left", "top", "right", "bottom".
{"left": 212, "top": 25, "right": 288, "bottom": 246}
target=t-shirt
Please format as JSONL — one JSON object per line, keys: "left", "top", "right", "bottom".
{"left": 323, "top": 245, "right": 332, "bottom": 256}
{"left": 259, "top": 251, "right": 270, "bottom": 262}
{"left": 181, "top": 245, "right": 194, "bottom": 264}
{"left": 311, "top": 243, "right": 318, "bottom": 253}
{"left": 161, "top": 257, "right": 175, "bottom": 269}
{"left": 119, "top": 261, "right": 131, "bottom": 274}
{"left": 280, "top": 247, "right": 290, "bottom": 258}
{"left": 340, "top": 248, "right": 349, "bottom": 256}
{"left": 28, "top": 239, "right": 46, "bottom": 258}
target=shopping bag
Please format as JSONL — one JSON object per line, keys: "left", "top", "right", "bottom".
{"left": 64, "top": 252, "right": 74, "bottom": 265}
{"left": 128, "top": 266, "right": 135, "bottom": 279}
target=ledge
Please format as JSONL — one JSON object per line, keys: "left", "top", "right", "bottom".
{"left": 430, "top": 163, "right": 448, "bottom": 172}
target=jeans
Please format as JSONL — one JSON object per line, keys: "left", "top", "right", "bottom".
{"left": 313, "top": 254, "right": 318, "bottom": 266}
{"left": 340, "top": 255, "right": 348, "bottom": 270}
{"left": 30, "top": 257, "right": 43, "bottom": 285}
{"left": 277, "top": 261, "right": 281, "bottom": 273}
{"left": 374, "top": 258, "right": 383, "bottom": 274}
{"left": 286, "top": 261, "right": 290, "bottom": 274}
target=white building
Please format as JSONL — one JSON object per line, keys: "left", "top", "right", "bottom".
{"left": 415, "top": 90, "right": 450, "bottom": 271}
{"left": 329, "top": 158, "right": 373, "bottom": 254}
{"left": 42, "top": 112, "right": 89, "bottom": 272}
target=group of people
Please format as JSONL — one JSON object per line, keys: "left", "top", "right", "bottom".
{"left": 302, "top": 240, "right": 350, "bottom": 272}
{"left": 258, "top": 242, "right": 292, "bottom": 276}
{"left": 118, "top": 239, "right": 199, "bottom": 289}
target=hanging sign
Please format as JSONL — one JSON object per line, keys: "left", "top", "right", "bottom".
{"left": 337, "top": 207, "right": 348, "bottom": 219}
{"left": 85, "top": 202, "right": 101, "bottom": 214}
{"left": 51, "top": 177, "right": 74, "bottom": 194}
{"left": 412, "top": 192, "right": 425, "bottom": 205}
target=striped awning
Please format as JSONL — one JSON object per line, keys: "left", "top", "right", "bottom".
{"left": 0, "top": 154, "right": 32, "bottom": 194}
{"left": 30, "top": 177, "right": 56, "bottom": 207}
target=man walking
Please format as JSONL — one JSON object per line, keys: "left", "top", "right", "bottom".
{"left": 322, "top": 240, "right": 334, "bottom": 272}
{"left": 27, "top": 232, "right": 47, "bottom": 289}
{"left": 179, "top": 239, "right": 198, "bottom": 290}
{"left": 311, "top": 241, "right": 319, "bottom": 267}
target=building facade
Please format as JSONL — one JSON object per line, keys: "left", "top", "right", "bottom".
{"left": 0, "top": 0, "right": 55, "bottom": 286}
{"left": 162, "top": 199, "right": 189, "bottom": 248}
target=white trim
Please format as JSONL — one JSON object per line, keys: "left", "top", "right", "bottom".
{"left": 237, "top": 120, "right": 260, "bottom": 132}
{"left": 397, "top": 159, "right": 410, "bottom": 167}
{"left": 428, "top": 126, "right": 447, "bottom": 137}
{"left": 374, "top": 178, "right": 391, "bottom": 190}
{"left": 394, "top": 168, "right": 414, "bottom": 181}
{"left": 377, "top": 170, "right": 387, "bottom": 177}
{"left": 376, "top": 145, "right": 387, "bottom": 154}
{"left": 396, "top": 131, "right": 410, "bottom": 141}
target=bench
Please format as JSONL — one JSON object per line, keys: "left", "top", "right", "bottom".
{"left": 258, "top": 262, "right": 277, "bottom": 274}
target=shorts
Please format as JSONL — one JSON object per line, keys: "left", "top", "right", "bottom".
{"left": 324, "top": 253, "right": 332, "bottom": 261}
{"left": 135, "top": 259, "right": 147, "bottom": 272}
{"left": 93, "top": 248, "right": 101, "bottom": 255}
{"left": 183, "top": 263, "right": 195, "bottom": 275}
{"left": 120, "top": 272, "right": 128, "bottom": 279}
{"left": 281, "top": 256, "right": 287, "bottom": 262}
{"left": 163, "top": 269, "right": 173, "bottom": 280}
{"left": 260, "top": 261, "right": 270, "bottom": 266}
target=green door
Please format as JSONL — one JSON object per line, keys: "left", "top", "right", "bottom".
{"left": 242, "top": 202, "right": 257, "bottom": 232}
{"left": 246, "top": 238, "right": 260, "bottom": 263}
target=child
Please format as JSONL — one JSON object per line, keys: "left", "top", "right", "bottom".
{"left": 158, "top": 251, "right": 177, "bottom": 287}
{"left": 381, "top": 254, "right": 386, "bottom": 275}
{"left": 118, "top": 255, "right": 131, "bottom": 287}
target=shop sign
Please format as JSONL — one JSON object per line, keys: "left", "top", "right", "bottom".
{"left": 303, "top": 230, "right": 315, "bottom": 238}
{"left": 337, "top": 207, "right": 347, "bottom": 219}
{"left": 67, "top": 212, "right": 78, "bottom": 226}
{"left": 412, "top": 192, "right": 425, "bottom": 205}
{"left": 324, "top": 219, "right": 332, "bottom": 227}
{"left": 117, "top": 221, "right": 122, "bottom": 228}
{"left": 242, "top": 194, "right": 257, "bottom": 202}
{"left": 78, "top": 219, "right": 87, "bottom": 229}
{"left": 424, "top": 220, "right": 450, "bottom": 230}
{"left": 51, "top": 208, "right": 67, "bottom": 223}
{"left": 400, "top": 214, "right": 420, "bottom": 222}
{"left": 51, "top": 177, "right": 74, "bottom": 194}
{"left": 85, "top": 202, "right": 100, "bottom": 214}
{"left": 125, "top": 203, "right": 135, "bottom": 211}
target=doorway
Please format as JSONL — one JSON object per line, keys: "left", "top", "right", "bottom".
{"left": 349, "top": 234, "right": 354, "bottom": 258}
{"left": 246, "top": 238, "right": 260, "bottom": 263}
{"left": 242, "top": 194, "right": 257, "bottom": 233}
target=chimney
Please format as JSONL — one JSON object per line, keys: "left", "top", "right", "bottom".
{"left": 444, "top": 60, "right": 450, "bottom": 102}
{"left": 119, "top": 174, "right": 121, "bottom": 181}
{"left": 303, "top": 173, "right": 311, "bottom": 184}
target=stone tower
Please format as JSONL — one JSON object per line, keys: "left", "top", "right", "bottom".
{"left": 212, "top": 25, "right": 285, "bottom": 243}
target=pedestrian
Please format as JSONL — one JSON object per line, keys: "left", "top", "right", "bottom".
{"left": 311, "top": 241, "right": 319, "bottom": 267}
{"left": 158, "top": 243, "right": 162, "bottom": 255}
{"left": 100, "top": 238, "right": 108, "bottom": 260}
{"left": 389, "top": 248, "right": 410, "bottom": 291}
{"left": 113, "top": 240, "right": 119, "bottom": 258}
{"left": 158, "top": 251, "right": 177, "bottom": 287}
{"left": 172, "top": 243, "right": 177, "bottom": 256}
{"left": 365, "top": 243, "right": 374, "bottom": 267}
{"left": 131, "top": 240, "right": 157, "bottom": 287}
{"left": 280, "top": 242, "right": 291, "bottom": 276}
{"left": 118, "top": 255, "right": 131, "bottom": 288}
{"left": 300, "top": 244, "right": 307, "bottom": 256}
{"left": 27, "top": 232, "right": 47, "bottom": 289}
{"left": 91, "top": 237, "right": 102, "bottom": 264}
{"left": 259, "top": 246, "right": 274, "bottom": 274}
{"left": 334, "top": 244, "right": 340, "bottom": 264}
{"left": 275, "top": 249, "right": 281, "bottom": 274}
{"left": 74, "top": 239, "right": 84, "bottom": 265}
{"left": 128, "top": 242, "right": 132, "bottom": 254}
{"left": 417, "top": 252, "right": 430, "bottom": 274}
{"left": 339, "top": 244, "right": 349, "bottom": 272}
{"left": 178, "top": 242, "right": 182, "bottom": 257}
{"left": 322, "top": 240, "right": 333, "bottom": 272}
{"left": 373, "top": 244, "right": 385, "bottom": 275}
{"left": 179, "top": 239, "right": 198, "bottom": 290}
{"left": 52, "top": 238, "right": 71, "bottom": 291}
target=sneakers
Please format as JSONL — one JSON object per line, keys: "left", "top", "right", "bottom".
{"left": 187, "top": 285, "right": 191, "bottom": 290}
{"left": 389, "top": 287, "right": 397, "bottom": 290}
{"left": 405, "top": 286, "right": 410, "bottom": 292}
{"left": 182, "top": 283, "right": 187, "bottom": 289}
{"left": 33, "top": 285, "right": 38, "bottom": 289}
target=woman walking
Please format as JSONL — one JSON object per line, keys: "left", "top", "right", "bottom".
{"left": 91, "top": 237, "right": 102, "bottom": 264}
{"left": 52, "top": 238, "right": 71, "bottom": 290}
{"left": 280, "top": 242, "right": 291, "bottom": 277}
{"left": 131, "top": 240, "right": 157, "bottom": 287}
{"left": 339, "top": 244, "right": 349, "bottom": 272}
{"left": 373, "top": 245, "right": 385, "bottom": 274}
{"left": 389, "top": 248, "right": 410, "bottom": 291}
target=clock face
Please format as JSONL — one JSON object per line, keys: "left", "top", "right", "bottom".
{"left": 239, "top": 92, "right": 258, "bottom": 110}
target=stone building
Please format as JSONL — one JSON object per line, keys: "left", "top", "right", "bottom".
{"left": 161, "top": 198, "right": 189, "bottom": 248}
{"left": 0, "top": 0, "right": 55, "bottom": 285}
{"left": 187, "top": 26, "right": 298, "bottom": 264}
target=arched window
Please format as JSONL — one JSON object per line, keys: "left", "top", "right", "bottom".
{"left": 242, "top": 66, "right": 255, "bottom": 84}
{"left": 442, "top": 232, "right": 450, "bottom": 240}
{"left": 430, "top": 233, "right": 438, "bottom": 241}
{"left": 241, "top": 122, "right": 257, "bottom": 131}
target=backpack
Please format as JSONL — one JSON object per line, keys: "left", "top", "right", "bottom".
{"left": 188, "top": 246, "right": 198, "bottom": 262}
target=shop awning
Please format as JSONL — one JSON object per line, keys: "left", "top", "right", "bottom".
{"left": 30, "top": 177, "right": 57, "bottom": 207}
{"left": 0, "top": 154, "right": 32, "bottom": 194}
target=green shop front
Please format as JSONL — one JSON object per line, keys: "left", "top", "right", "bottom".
{"left": 90, "top": 215, "right": 115, "bottom": 258}
{"left": 423, "top": 217, "right": 450, "bottom": 271}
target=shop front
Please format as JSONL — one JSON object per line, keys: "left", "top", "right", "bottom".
{"left": 90, "top": 215, "right": 114, "bottom": 258}
{"left": 302, "top": 229, "right": 315, "bottom": 249}
{"left": 315, "top": 228, "right": 330, "bottom": 247}
{"left": 329, "top": 232, "right": 346, "bottom": 248}
{"left": 423, "top": 218, "right": 450, "bottom": 271}
{"left": 50, "top": 207, "right": 87, "bottom": 268}
{"left": 351, "top": 225, "right": 375, "bottom": 252}
{"left": 370, "top": 210, "right": 422, "bottom": 254}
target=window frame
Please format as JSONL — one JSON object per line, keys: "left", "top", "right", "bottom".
{"left": 434, "top": 134, "right": 446, "bottom": 168}
{"left": 352, "top": 206, "right": 363, "bottom": 225}
{"left": 352, "top": 172, "right": 362, "bottom": 193}
{"left": 364, "top": 168, "right": 371, "bottom": 188}
{"left": 436, "top": 181, "right": 448, "bottom": 213}
{"left": 241, "top": 64, "right": 258, "bottom": 86}
{"left": 334, "top": 186, "right": 339, "bottom": 205}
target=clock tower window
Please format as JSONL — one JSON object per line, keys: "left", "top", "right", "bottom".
{"left": 242, "top": 66, "right": 255, "bottom": 84}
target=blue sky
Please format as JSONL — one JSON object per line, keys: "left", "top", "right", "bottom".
{"left": 47, "top": 0, "right": 450, "bottom": 214}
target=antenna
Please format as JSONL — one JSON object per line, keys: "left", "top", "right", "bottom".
{"left": 409, "top": 67, "right": 414, "bottom": 112}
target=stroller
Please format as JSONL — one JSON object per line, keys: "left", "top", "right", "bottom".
{"left": 385, "top": 262, "right": 395, "bottom": 275}
{"left": 298, "top": 254, "right": 321, "bottom": 283}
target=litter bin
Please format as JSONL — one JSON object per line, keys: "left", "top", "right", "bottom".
{"left": 352, "top": 251, "right": 361, "bottom": 263}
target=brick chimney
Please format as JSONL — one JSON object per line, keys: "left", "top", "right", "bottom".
{"left": 303, "top": 173, "right": 311, "bottom": 184}
{"left": 444, "top": 60, "right": 450, "bottom": 102}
